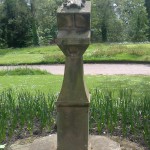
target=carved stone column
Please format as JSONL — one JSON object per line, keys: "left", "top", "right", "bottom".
{"left": 56, "top": 1, "right": 91, "bottom": 150}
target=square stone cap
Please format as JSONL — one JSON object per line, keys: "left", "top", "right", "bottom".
{"left": 57, "top": 1, "right": 91, "bottom": 14}
{"left": 57, "top": 30, "right": 91, "bottom": 45}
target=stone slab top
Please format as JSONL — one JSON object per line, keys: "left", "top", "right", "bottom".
{"left": 57, "top": 1, "right": 91, "bottom": 14}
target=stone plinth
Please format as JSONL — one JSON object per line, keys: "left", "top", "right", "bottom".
{"left": 9, "top": 134, "right": 121, "bottom": 150}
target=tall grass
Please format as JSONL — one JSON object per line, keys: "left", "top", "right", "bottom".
{"left": 0, "top": 68, "right": 50, "bottom": 76}
{"left": 0, "top": 43, "right": 149, "bottom": 65}
{"left": 90, "top": 88, "right": 150, "bottom": 148}
{"left": 0, "top": 89, "right": 56, "bottom": 143}
{"left": 85, "top": 43, "right": 150, "bottom": 62}
{"left": 0, "top": 88, "right": 149, "bottom": 148}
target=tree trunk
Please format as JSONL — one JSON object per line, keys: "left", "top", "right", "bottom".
{"left": 30, "top": 0, "right": 39, "bottom": 46}
{"left": 101, "top": 23, "right": 107, "bottom": 42}
{"left": 145, "top": 0, "right": 150, "bottom": 40}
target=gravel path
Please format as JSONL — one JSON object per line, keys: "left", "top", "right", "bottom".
{"left": 0, "top": 64, "right": 150, "bottom": 75}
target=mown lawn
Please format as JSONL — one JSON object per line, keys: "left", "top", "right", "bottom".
{"left": 0, "top": 43, "right": 150, "bottom": 65}
{"left": 0, "top": 74, "right": 149, "bottom": 94}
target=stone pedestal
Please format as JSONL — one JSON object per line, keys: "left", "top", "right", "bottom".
{"left": 56, "top": 56, "right": 90, "bottom": 150}
{"left": 56, "top": 1, "right": 91, "bottom": 149}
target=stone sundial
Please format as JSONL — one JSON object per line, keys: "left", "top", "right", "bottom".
{"left": 56, "top": 0, "right": 91, "bottom": 149}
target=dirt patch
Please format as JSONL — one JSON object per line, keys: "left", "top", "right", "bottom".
{"left": 5, "top": 135, "right": 146, "bottom": 150}
{"left": 111, "top": 136, "right": 145, "bottom": 150}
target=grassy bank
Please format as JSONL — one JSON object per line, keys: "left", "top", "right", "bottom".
{"left": 0, "top": 43, "right": 150, "bottom": 65}
{"left": 0, "top": 74, "right": 149, "bottom": 94}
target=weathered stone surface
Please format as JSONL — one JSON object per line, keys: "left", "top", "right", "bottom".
{"left": 10, "top": 143, "right": 32, "bottom": 150}
{"left": 9, "top": 135, "right": 121, "bottom": 150}
{"left": 57, "top": 30, "right": 91, "bottom": 45}
{"left": 90, "top": 136, "right": 120, "bottom": 150}
{"left": 57, "top": 1, "right": 91, "bottom": 14}
{"left": 29, "top": 135, "right": 57, "bottom": 150}
{"left": 63, "top": 0, "right": 86, "bottom": 8}
{"left": 57, "top": 1, "right": 91, "bottom": 31}
{"left": 56, "top": 56, "right": 90, "bottom": 150}
{"left": 56, "top": 1, "right": 91, "bottom": 149}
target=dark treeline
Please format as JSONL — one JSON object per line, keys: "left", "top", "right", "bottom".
{"left": 0, "top": 0, "right": 149, "bottom": 48}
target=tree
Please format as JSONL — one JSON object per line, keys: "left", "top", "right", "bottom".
{"left": 0, "top": 0, "right": 33, "bottom": 47}
{"left": 0, "top": 1, "right": 7, "bottom": 48}
{"left": 115, "top": 0, "right": 149, "bottom": 42}
{"left": 92, "top": 0, "right": 113, "bottom": 42}
{"left": 30, "top": 0, "right": 39, "bottom": 46}
{"left": 0, "top": 0, "right": 149, "bottom": 47}
{"left": 92, "top": 0, "right": 125, "bottom": 42}
{"left": 35, "top": 0, "right": 62, "bottom": 45}
{"left": 145, "top": 0, "right": 150, "bottom": 40}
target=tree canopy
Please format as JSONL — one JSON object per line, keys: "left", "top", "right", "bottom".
{"left": 0, "top": 0, "right": 149, "bottom": 48}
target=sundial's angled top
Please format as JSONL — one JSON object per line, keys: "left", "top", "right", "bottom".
{"left": 57, "top": 1, "right": 91, "bottom": 14}
{"left": 63, "top": 0, "right": 86, "bottom": 9}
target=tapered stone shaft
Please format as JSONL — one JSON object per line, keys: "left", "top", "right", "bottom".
{"left": 56, "top": 56, "right": 90, "bottom": 150}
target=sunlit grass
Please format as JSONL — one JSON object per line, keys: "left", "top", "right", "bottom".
{"left": 0, "top": 75, "right": 149, "bottom": 94}
{"left": 0, "top": 68, "right": 49, "bottom": 76}
{"left": 0, "top": 43, "right": 149, "bottom": 65}
{"left": 85, "top": 43, "right": 150, "bottom": 62}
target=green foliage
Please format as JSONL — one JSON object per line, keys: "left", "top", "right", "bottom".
{"left": 0, "top": 0, "right": 33, "bottom": 48}
{"left": 0, "top": 74, "right": 149, "bottom": 96}
{"left": 84, "top": 43, "right": 150, "bottom": 62}
{"left": 0, "top": 0, "right": 149, "bottom": 47}
{"left": 0, "top": 1, "right": 7, "bottom": 48}
{"left": 90, "top": 88, "right": 150, "bottom": 147}
{"left": 92, "top": 0, "right": 149, "bottom": 42}
{"left": 0, "top": 43, "right": 149, "bottom": 65}
{"left": 92, "top": 0, "right": 116, "bottom": 42}
{"left": 0, "top": 88, "right": 149, "bottom": 148}
{"left": 42, "top": 53, "right": 65, "bottom": 64}
{"left": 0, "top": 89, "right": 56, "bottom": 142}
{"left": 36, "top": 0, "right": 63, "bottom": 45}
{"left": 0, "top": 68, "right": 50, "bottom": 76}
{"left": 120, "top": 0, "right": 149, "bottom": 42}
{"left": 30, "top": 0, "right": 39, "bottom": 46}
{"left": 145, "top": 0, "right": 150, "bottom": 40}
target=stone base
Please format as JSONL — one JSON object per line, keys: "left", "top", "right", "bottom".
{"left": 9, "top": 134, "right": 121, "bottom": 150}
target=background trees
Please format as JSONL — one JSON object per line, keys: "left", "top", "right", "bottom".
{"left": 0, "top": 0, "right": 149, "bottom": 48}
{"left": 92, "top": 0, "right": 149, "bottom": 42}
{"left": 36, "top": 0, "right": 62, "bottom": 45}
{"left": 92, "top": 0, "right": 125, "bottom": 42}
{"left": 117, "top": 0, "right": 149, "bottom": 42}
{"left": 145, "top": 0, "right": 150, "bottom": 40}
{"left": 0, "top": 0, "right": 33, "bottom": 47}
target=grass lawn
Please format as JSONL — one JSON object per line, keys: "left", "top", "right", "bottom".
{"left": 0, "top": 74, "right": 149, "bottom": 94}
{"left": 0, "top": 43, "right": 150, "bottom": 65}
{"left": 0, "top": 74, "right": 150, "bottom": 149}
